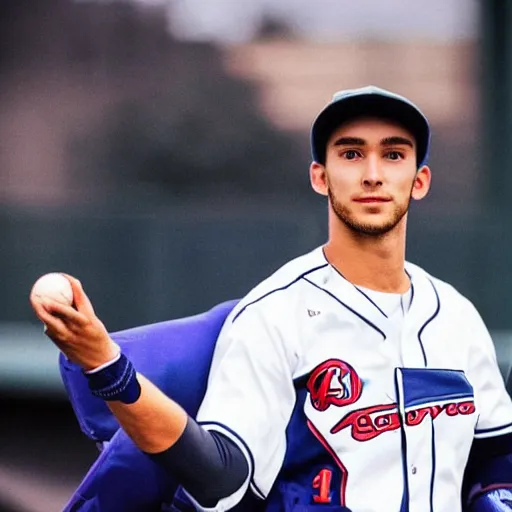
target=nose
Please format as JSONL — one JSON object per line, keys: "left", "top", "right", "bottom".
{"left": 362, "top": 155, "right": 383, "bottom": 187}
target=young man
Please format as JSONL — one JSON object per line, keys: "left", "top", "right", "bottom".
{"left": 31, "top": 86, "right": 512, "bottom": 512}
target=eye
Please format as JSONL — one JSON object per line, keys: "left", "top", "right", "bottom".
{"left": 386, "top": 151, "right": 404, "bottom": 161}
{"left": 342, "top": 149, "right": 362, "bottom": 160}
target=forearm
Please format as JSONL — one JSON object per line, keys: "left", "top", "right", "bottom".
{"left": 149, "top": 416, "right": 250, "bottom": 507}
{"left": 107, "top": 373, "right": 188, "bottom": 453}
{"left": 91, "top": 362, "right": 249, "bottom": 506}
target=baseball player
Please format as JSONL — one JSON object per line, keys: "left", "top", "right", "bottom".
{"left": 31, "top": 86, "right": 512, "bottom": 512}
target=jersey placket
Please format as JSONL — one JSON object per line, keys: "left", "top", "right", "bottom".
{"left": 394, "top": 367, "right": 436, "bottom": 512}
{"left": 393, "top": 275, "right": 441, "bottom": 512}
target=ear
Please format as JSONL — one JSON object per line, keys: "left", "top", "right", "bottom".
{"left": 411, "top": 165, "right": 431, "bottom": 201}
{"left": 310, "top": 162, "right": 328, "bottom": 196}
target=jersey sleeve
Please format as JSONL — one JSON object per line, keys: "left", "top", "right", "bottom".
{"left": 465, "top": 301, "right": 512, "bottom": 439}
{"left": 192, "top": 304, "right": 297, "bottom": 509}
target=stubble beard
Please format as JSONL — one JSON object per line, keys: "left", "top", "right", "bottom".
{"left": 327, "top": 187, "right": 411, "bottom": 237}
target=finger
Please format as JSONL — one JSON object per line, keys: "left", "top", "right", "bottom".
{"left": 31, "top": 297, "right": 72, "bottom": 336}
{"left": 62, "top": 274, "right": 95, "bottom": 316}
{"left": 44, "top": 318, "right": 69, "bottom": 340}
{"left": 30, "top": 294, "right": 52, "bottom": 323}
{"left": 33, "top": 300, "right": 70, "bottom": 337}
{"left": 42, "top": 298, "right": 90, "bottom": 327}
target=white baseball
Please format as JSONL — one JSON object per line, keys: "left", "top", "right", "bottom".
{"left": 31, "top": 273, "right": 74, "bottom": 306}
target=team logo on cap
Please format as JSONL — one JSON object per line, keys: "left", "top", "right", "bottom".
{"left": 307, "top": 359, "right": 362, "bottom": 411}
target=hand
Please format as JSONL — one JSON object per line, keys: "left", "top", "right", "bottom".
{"left": 30, "top": 274, "right": 120, "bottom": 371}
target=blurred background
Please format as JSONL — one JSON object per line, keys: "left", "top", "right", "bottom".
{"left": 1, "top": 0, "right": 512, "bottom": 510}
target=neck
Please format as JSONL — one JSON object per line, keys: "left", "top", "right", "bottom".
{"left": 324, "top": 215, "right": 410, "bottom": 293}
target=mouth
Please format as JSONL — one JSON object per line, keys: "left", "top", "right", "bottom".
{"left": 353, "top": 197, "right": 391, "bottom": 204}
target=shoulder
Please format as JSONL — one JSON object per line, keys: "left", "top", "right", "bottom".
{"left": 210, "top": 248, "right": 328, "bottom": 369}
{"left": 406, "top": 261, "right": 481, "bottom": 318}
{"left": 227, "top": 246, "right": 329, "bottom": 325}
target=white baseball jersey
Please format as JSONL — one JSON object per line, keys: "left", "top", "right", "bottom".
{"left": 192, "top": 246, "right": 512, "bottom": 512}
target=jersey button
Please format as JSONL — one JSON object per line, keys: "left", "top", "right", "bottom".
{"left": 411, "top": 466, "right": 417, "bottom": 475}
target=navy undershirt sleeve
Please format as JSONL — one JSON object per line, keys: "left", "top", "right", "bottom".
{"left": 147, "top": 416, "right": 250, "bottom": 507}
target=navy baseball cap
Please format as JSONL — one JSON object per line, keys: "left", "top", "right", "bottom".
{"left": 310, "top": 85, "right": 431, "bottom": 167}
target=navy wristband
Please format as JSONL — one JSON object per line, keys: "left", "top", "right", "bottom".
{"left": 84, "top": 353, "right": 141, "bottom": 404}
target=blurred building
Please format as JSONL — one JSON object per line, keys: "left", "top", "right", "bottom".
{"left": 0, "top": 0, "right": 480, "bottom": 212}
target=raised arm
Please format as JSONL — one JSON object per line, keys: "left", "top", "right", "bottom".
{"left": 30, "top": 275, "right": 189, "bottom": 452}
{"left": 30, "top": 275, "right": 250, "bottom": 508}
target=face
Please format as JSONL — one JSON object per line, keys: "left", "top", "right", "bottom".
{"left": 310, "top": 117, "right": 431, "bottom": 237}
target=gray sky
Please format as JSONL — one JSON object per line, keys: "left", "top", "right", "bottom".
{"left": 165, "top": 0, "right": 479, "bottom": 43}
{"left": 77, "top": 0, "right": 479, "bottom": 44}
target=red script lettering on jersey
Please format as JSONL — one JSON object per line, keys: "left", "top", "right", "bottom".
{"left": 330, "top": 401, "right": 476, "bottom": 441}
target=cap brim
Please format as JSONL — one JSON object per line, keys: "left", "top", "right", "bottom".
{"left": 311, "top": 93, "right": 430, "bottom": 166}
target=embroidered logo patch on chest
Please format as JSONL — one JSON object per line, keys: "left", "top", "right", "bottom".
{"left": 307, "top": 359, "right": 363, "bottom": 411}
